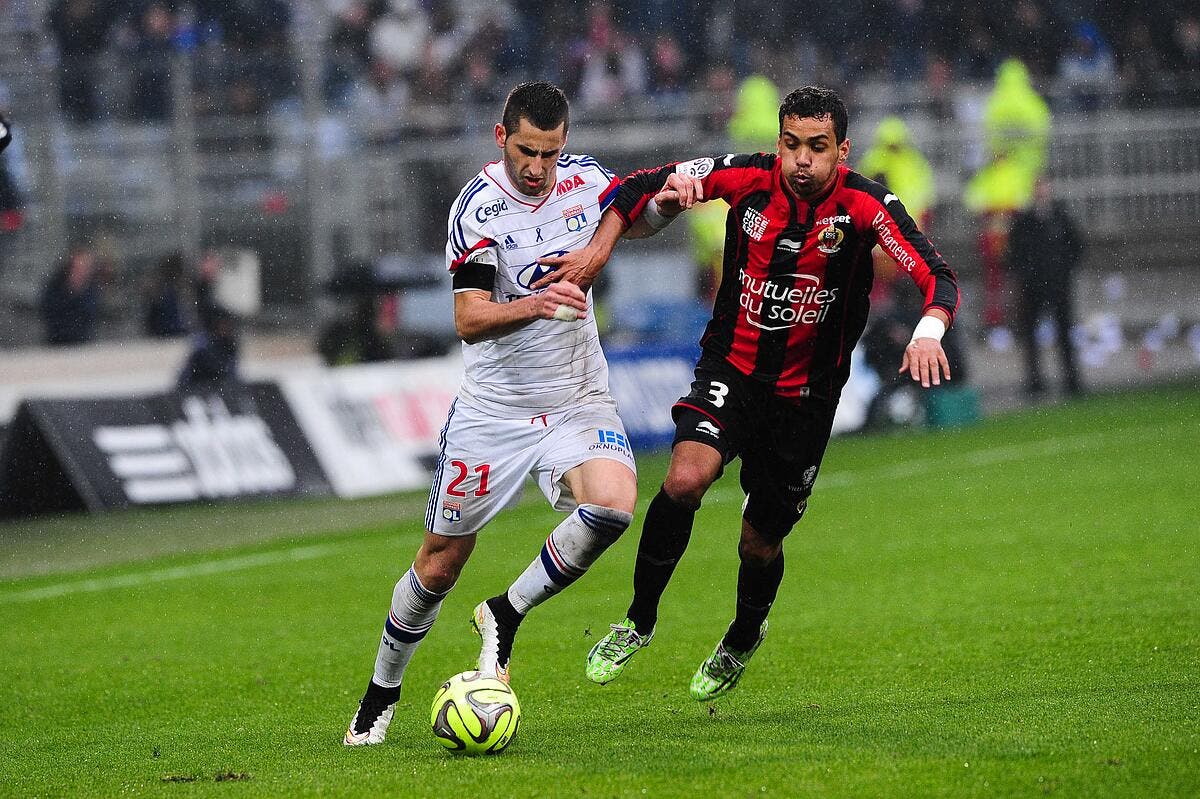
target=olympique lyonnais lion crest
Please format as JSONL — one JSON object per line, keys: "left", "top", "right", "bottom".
{"left": 817, "top": 223, "right": 844, "bottom": 254}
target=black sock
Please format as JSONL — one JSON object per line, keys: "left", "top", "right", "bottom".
{"left": 485, "top": 593, "right": 523, "bottom": 668}
{"left": 626, "top": 488, "right": 695, "bottom": 635}
{"left": 353, "top": 680, "right": 402, "bottom": 733}
{"left": 364, "top": 679, "right": 402, "bottom": 704}
{"left": 724, "top": 550, "right": 784, "bottom": 652}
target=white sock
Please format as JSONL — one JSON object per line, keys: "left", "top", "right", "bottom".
{"left": 372, "top": 566, "right": 449, "bottom": 688}
{"left": 507, "top": 504, "right": 632, "bottom": 614}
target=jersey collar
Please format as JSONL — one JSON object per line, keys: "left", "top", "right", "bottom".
{"left": 483, "top": 161, "right": 554, "bottom": 211}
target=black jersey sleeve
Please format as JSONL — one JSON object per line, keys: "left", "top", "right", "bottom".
{"left": 610, "top": 163, "right": 677, "bottom": 227}
{"left": 845, "top": 171, "right": 960, "bottom": 324}
{"left": 611, "top": 153, "right": 777, "bottom": 228}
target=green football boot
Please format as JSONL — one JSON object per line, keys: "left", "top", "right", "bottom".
{"left": 585, "top": 618, "right": 654, "bottom": 684}
{"left": 689, "top": 620, "right": 767, "bottom": 701}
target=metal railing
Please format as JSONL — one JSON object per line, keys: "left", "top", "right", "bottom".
{"left": 3, "top": 15, "right": 1200, "bottom": 345}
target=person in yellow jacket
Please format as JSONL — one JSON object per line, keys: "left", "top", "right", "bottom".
{"left": 857, "top": 116, "right": 935, "bottom": 224}
{"left": 689, "top": 74, "right": 780, "bottom": 301}
{"left": 966, "top": 58, "right": 1051, "bottom": 333}
{"left": 727, "top": 74, "right": 780, "bottom": 153}
{"left": 856, "top": 116, "right": 936, "bottom": 310}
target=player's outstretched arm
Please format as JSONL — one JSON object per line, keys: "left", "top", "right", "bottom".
{"left": 624, "top": 172, "right": 704, "bottom": 238}
{"left": 532, "top": 173, "right": 703, "bottom": 290}
{"left": 898, "top": 308, "right": 952, "bottom": 388}
{"left": 454, "top": 281, "right": 588, "bottom": 343}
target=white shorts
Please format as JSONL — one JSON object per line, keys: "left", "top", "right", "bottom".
{"left": 425, "top": 396, "right": 637, "bottom": 535}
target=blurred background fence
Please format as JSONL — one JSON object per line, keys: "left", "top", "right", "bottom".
{"left": 2, "top": 0, "right": 1200, "bottom": 516}
{"left": 1, "top": 0, "right": 1199, "bottom": 347}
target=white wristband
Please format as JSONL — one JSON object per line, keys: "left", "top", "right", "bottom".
{"left": 642, "top": 198, "right": 676, "bottom": 231}
{"left": 910, "top": 314, "right": 946, "bottom": 343}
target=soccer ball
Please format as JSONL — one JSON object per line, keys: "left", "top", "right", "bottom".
{"left": 430, "top": 671, "right": 521, "bottom": 755}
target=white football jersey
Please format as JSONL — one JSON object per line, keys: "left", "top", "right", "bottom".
{"left": 446, "top": 154, "right": 620, "bottom": 418}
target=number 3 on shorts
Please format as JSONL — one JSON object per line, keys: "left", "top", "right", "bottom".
{"left": 707, "top": 381, "right": 729, "bottom": 408}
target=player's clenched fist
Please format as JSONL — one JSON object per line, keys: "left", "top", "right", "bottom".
{"left": 535, "top": 279, "right": 588, "bottom": 322}
{"left": 653, "top": 172, "right": 704, "bottom": 215}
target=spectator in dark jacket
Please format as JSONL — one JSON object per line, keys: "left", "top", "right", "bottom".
{"left": 40, "top": 245, "right": 103, "bottom": 345}
{"left": 47, "top": 0, "right": 114, "bottom": 122}
{"left": 178, "top": 250, "right": 242, "bottom": 391}
{"left": 1007, "top": 181, "right": 1084, "bottom": 396}
{"left": 177, "top": 307, "right": 240, "bottom": 391}
{"left": 129, "top": 3, "right": 176, "bottom": 122}
{"left": 143, "top": 251, "right": 189, "bottom": 337}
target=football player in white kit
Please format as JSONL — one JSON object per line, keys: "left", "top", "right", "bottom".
{"left": 345, "top": 82, "right": 664, "bottom": 746}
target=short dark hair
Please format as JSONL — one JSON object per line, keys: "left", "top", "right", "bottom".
{"left": 779, "top": 86, "right": 848, "bottom": 143}
{"left": 501, "top": 81, "right": 570, "bottom": 135}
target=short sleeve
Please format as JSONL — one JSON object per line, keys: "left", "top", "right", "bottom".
{"left": 446, "top": 179, "right": 498, "bottom": 273}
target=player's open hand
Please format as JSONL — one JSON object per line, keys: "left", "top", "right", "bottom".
{"left": 535, "top": 279, "right": 588, "bottom": 322}
{"left": 532, "top": 248, "right": 607, "bottom": 292}
{"left": 654, "top": 172, "right": 704, "bottom": 215}
{"left": 898, "top": 338, "right": 951, "bottom": 388}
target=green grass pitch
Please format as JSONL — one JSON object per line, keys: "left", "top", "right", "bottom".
{"left": 1, "top": 385, "right": 1197, "bottom": 797}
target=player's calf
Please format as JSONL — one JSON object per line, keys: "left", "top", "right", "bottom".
{"left": 507, "top": 504, "right": 632, "bottom": 613}
{"left": 346, "top": 565, "right": 449, "bottom": 746}
{"left": 480, "top": 503, "right": 632, "bottom": 678}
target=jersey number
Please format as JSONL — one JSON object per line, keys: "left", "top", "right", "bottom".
{"left": 707, "top": 381, "right": 730, "bottom": 408}
{"left": 446, "top": 461, "right": 491, "bottom": 497}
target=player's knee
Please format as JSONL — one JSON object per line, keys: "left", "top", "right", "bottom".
{"left": 742, "top": 496, "right": 802, "bottom": 545}
{"left": 413, "top": 562, "right": 458, "bottom": 594}
{"left": 662, "top": 468, "right": 715, "bottom": 510}
{"left": 414, "top": 542, "right": 470, "bottom": 593}
{"left": 579, "top": 483, "right": 636, "bottom": 516}
{"left": 738, "top": 534, "right": 783, "bottom": 568}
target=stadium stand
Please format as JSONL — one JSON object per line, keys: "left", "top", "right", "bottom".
{"left": 0, "top": 0, "right": 1197, "bottom": 418}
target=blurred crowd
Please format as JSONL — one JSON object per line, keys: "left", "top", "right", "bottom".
{"left": 41, "top": 0, "right": 1200, "bottom": 125}
{"left": 9, "top": 0, "right": 1196, "bottom": 392}
{"left": 37, "top": 241, "right": 242, "bottom": 388}
{"left": 46, "top": 0, "right": 293, "bottom": 123}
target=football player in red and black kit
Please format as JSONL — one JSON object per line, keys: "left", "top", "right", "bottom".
{"left": 536, "top": 86, "right": 960, "bottom": 700}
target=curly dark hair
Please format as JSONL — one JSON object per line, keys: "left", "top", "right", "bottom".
{"left": 779, "top": 86, "right": 848, "bottom": 143}
{"left": 502, "top": 81, "right": 570, "bottom": 135}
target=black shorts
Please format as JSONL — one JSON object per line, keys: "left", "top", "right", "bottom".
{"left": 671, "top": 354, "right": 837, "bottom": 539}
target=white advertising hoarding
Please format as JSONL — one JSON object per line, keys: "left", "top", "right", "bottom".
{"left": 279, "top": 357, "right": 462, "bottom": 498}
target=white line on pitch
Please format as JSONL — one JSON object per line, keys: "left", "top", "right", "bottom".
{"left": 0, "top": 544, "right": 342, "bottom": 605}
{"left": 0, "top": 425, "right": 1165, "bottom": 603}
{"left": 708, "top": 424, "right": 1161, "bottom": 500}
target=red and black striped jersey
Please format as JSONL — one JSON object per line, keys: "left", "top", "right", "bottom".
{"left": 612, "top": 154, "right": 960, "bottom": 401}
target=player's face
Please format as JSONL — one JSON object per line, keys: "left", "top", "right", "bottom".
{"left": 777, "top": 114, "right": 849, "bottom": 201}
{"left": 495, "top": 118, "right": 567, "bottom": 197}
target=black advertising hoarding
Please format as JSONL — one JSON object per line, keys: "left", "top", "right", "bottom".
{"left": 0, "top": 384, "right": 331, "bottom": 518}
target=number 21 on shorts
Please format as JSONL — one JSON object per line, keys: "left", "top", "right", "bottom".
{"left": 445, "top": 461, "right": 492, "bottom": 497}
